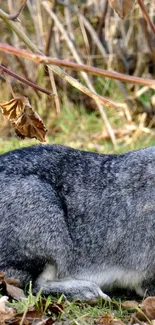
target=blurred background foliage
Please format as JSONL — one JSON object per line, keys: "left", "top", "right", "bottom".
{"left": 0, "top": 0, "right": 155, "bottom": 153}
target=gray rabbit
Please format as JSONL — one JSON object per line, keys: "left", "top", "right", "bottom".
{"left": 0, "top": 144, "right": 155, "bottom": 300}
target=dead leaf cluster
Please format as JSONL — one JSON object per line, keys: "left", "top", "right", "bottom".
{"left": 96, "top": 297, "right": 155, "bottom": 325}
{"left": 1, "top": 271, "right": 155, "bottom": 325}
{"left": 0, "top": 272, "right": 63, "bottom": 325}
{"left": 0, "top": 296, "right": 55, "bottom": 325}
{"left": 0, "top": 271, "right": 25, "bottom": 300}
{"left": 0, "top": 97, "right": 47, "bottom": 142}
{"left": 0, "top": 296, "right": 15, "bottom": 325}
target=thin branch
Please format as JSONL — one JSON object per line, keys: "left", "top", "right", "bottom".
{"left": 42, "top": 0, "right": 116, "bottom": 145}
{"left": 0, "top": 8, "right": 117, "bottom": 145}
{"left": 7, "top": 0, "right": 27, "bottom": 21}
{"left": 0, "top": 64, "right": 54, "bottom": 97}
{"left": 0, "top": 43, "right": 155, "bottom": 88}
{"left": 57, "top": 0, "right": 107, "bottom": 57}
{"left": 44, "top": 0, "right": 56, "bottom": 56}
{"left": 46, "top": 65, "right": 120, "bottom": 109}
{"left": 137, "top": 0, "right": 155, "bottom": 35}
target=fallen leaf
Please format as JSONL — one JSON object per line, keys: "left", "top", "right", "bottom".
{"left": 121, "top": 300, "right": 139, "bottom": 309}
{"left": 34, "top": 319, "right": 55, "bottom": 325}
{"left": 6, "top": 277, "right": 21, "bottom": 286}
{"left": 0, "top": 97, "right": 47, "bottom": 142}
{"left": 141, "top": 296, "right": 155, "bottom": 320}
{"left": 0, "top": 274, "right": 25, "bottom": 300}
{"left": 108, "top": 0, "right": 135, "bottom": 18}
{"left": 3, "top": 281, "right": 26, "bottom": 300}
{"left": 44, "top": 320, "right": 56, "bottom": 325}
{"left": 0, "top": 296, "right": 16, "bottom": 324}
{"left": 131, "top": 297, "right": 155, "bottom": 323}
{"left": 40, "top": 299, "right": 63, "bottom": 315}
{"left": 96, "top": 314, "right": 125, "bottom": 325}
{"left": 0, "top": 272, "right": 6, "bottom": 281}
{"left": 15, "top": 311, "right": 55, "bottom": 325}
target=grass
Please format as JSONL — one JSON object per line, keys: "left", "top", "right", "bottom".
{"left": 8, "top": 289, "right": 137, "bottom": 325}
{"left": 1, "top": 103, "right": 155, "bottom": 155}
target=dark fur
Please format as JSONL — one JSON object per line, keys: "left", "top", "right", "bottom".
{"left": 0, "top": 144, "right": 155, "bottom": 299}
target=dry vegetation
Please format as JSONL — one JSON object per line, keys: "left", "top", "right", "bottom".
{"left": 0, "top": 0, "right": 155, "bottom": 149}
{"left": 0, "top": 2, "right": 155, "bottom": 324}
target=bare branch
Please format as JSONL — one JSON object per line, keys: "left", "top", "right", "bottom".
{"left": 42, "top": 0, "right": 116, "bottom": 146}
{"left": 7, "top": 0, "right": 27, "bottom": 21}
{"left": 0, "top": 43, "right": 155, "bottom": 88}
{"left": 0, "top": 64, "right": 54, "bottom": 97}
{"left": 0, "top": 8, "right": 117, "bottom": 145}
{"left": 137, "top": 0, "right": 155, "bottom": 35}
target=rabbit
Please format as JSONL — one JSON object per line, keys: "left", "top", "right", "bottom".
{"left": 0, "top": 143, "right": 155, "bottom": 300}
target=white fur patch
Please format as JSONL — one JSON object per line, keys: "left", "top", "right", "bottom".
{"left": 37, "top": 264, "right": 56, "bottom": 286}
{"left": 36, "top": 264, "right": 145, "bottom": 297}
{"left": 76, "top": 266, "right": 145, "bottom": 291}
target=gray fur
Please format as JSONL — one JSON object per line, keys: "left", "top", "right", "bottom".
{"left": 0, "top": 144, "right": 155, "bottom": 299}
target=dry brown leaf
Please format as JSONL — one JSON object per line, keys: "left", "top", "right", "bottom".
{"left": 3, "top": 281, "right": 26, "bottom": 300}
{"left": 0, "top": 273, "right": 25, "bottom": 300}
{"left": 0, "top": 296, "right": 16, "bottom": 325}
{"left": 6, "top": 277, "right": 21, "bottom": 287}
{"left": 15, "top": 309, "right": 43, "bottom": 324}
{"left": 132, "top": 297, "right": 155, "bottom": 323}
{"left": 15, "top": 311, "right": 55, "bottom": 325}
{"left": 0, "top": 97, "right": 47, "bottom": 142}
{"left": 36, "top": 319, "right": 55, "bottom": 325}
{"left": 141, "top": 296, "right": 155, "bottom": 320}
{"left": 108, "top": 0, "right": 135, "bottom": 18}
{"left": 0, "top": 272, "right": 6, "bottom": 281}
{"left": 121, "top": 300, "right": 139, "bottom": 309}
{"left": 0, "top": 97, "right": 25, "bottom": 121}
{"left": 96, "top": 314, "right": 125, "bottom": 325}
{"left": 40, "top": 299, "right": 63, "bottom": 315}
{"left": 12, "top": 107, "right": 47, "bottom": 142}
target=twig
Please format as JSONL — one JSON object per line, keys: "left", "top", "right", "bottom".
{"left": 0, "top": 64, "right": 53, "bottom": 96}
{"left": 0, "top": 43, "right": 155, "bottom": 88}
{"left": 0, "top": 8, "right": 117, "bottom": 145}
{"left": 44, "top": 0, "right": 56, "bottom": 56}
{"left": 42, "top": 0, "right": 116, "bottom": 146}
{"left": 19, "top": 304, "right": 29, "bottom": 325}
{"left": 26, "top": 0, "right": 44, "bottom": 50}
{"left": 3, "top": 72, "right": 15, "bottom": 98}
{"left": 137, "top": 0, "right": 155, "bottom": 35}
{"left": 7, "top": 0, "right": 27, "bottom": 21}
{"left": 64, "top": 0, "right": 75, "bottom": 42}
{"left": 92, "top": 0, "right": 108, "bottom": 59}
{"left": 50, "top": 65, "right": 120, "bottom": 108}
{"left": 28, "top": 0, "right": 61, "bottom": 113}
{"left": 57, "top": 0, "right": 107, "bottom": 57}
{"left": 96, "top": 0, "right": 108, "bottom": 41}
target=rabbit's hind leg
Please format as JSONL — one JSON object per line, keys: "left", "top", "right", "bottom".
{"left": 33, "top": 278, "right": 110, "bottom": 301}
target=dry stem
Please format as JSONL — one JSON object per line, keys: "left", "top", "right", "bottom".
{"left": 137, "top": 0, "right": 155, "bottom": 35}
{"left": 0, "top": 7, "right": 117, "bottom": 145}
{"left": 0, "top": 64, "right": 53, "bottom": 97}
{"left": 0, "top": 43, "right": 154, "bottom": 88}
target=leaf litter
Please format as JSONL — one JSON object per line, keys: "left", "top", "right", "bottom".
{"left": 0, "top": 273, "right": 155, "bottom": 324}
{"left": 0, "top": 272, "right": 61, "bottom": 325}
